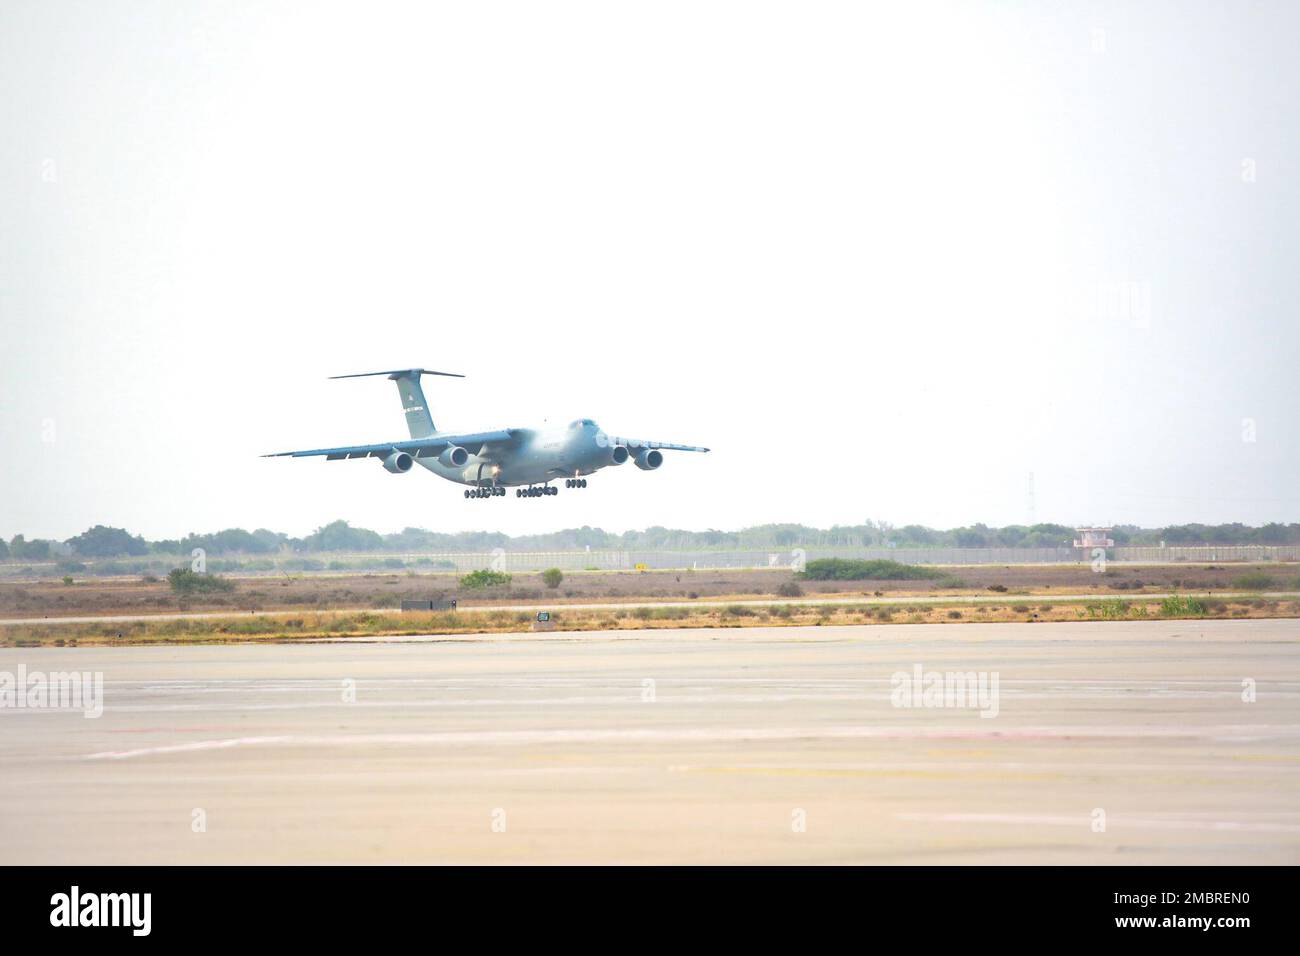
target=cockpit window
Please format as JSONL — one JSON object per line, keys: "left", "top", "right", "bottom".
{"left": 570, "top": 418, "right": 597, "bottom": 428}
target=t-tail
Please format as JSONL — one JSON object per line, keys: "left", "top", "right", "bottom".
{"left": 328, "top": 368, "right": 464, "bottom": 439}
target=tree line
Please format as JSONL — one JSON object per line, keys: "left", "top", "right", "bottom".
{"left": 4, "top": 519, "right": 1300, "bottom": 560}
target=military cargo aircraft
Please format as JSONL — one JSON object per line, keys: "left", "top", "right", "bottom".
{"left": 264, "top": 368, "right": 709, "bottom": 498}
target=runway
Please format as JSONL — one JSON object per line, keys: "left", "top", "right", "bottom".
{"left": 2, "top": 619, "right": 1298, "bottom": 864}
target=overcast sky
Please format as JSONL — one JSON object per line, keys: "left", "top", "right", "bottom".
{"left": 2, "top": 1, "right": 1297, "bottom": 542}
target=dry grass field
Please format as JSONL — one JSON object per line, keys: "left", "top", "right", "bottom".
{"left": 5, "top": 592, "right": 1300, "bottom": 646}
{"left": 2, "top": 562, "right": 1296, "bottom": 619}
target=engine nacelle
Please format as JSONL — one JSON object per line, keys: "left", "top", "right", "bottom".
{"left": 438, "top": 445, "right": 469, "bottom": 468}
{"left": 633, "top": 447, "right": 663, "bottom": 471}
{"left": 608, "top": 444, "right": 629, "bottom": 465}
{"left": 382, "top": 451, "right": 413, "bottom": 474}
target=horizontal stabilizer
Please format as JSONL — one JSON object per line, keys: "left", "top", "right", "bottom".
{"left": 329, "top": 368, "right": 464, "bottom": 380}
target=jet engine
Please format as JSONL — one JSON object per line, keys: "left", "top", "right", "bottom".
{"left": 382, "top": 451, "right": 413, "bottom": 474}
{"left": 633, "top": 448, "right": 663, "bottom": 471}
{"left": 608, "top": 444, "right": 630, "bottom": 465}
{"left": 438, "top": 445, "right": 469, "bottom": 467}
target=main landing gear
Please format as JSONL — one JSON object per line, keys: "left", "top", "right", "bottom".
{"left": 564, "top": 478, "right": 588, "bottom": 489}
{"left": 464, "top": 486, "right": 506, "bottom": 499}
{"left": 516, "top": 485, "right": 557, "bottom": 497}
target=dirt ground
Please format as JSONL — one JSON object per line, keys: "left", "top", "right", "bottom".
{"left": 2, "top": 563, "right": 1296, "bottom": 619}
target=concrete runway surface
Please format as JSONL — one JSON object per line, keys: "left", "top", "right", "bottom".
{"left": 1, "top": 619, "right": 1298, "bottom": 864}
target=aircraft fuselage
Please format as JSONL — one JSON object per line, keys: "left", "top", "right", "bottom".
{"left": 421, "top": 420, "right": 632, "bottom": 487}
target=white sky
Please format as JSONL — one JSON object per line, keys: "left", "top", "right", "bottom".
{"left": 2, "top": 1, "right": 1298, "bottom": 541}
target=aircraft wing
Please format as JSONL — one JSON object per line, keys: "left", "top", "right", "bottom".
{"left": 262, "top": 429, "right": 516, "bottom": 460}
{"left": 611, "top": 436, "right": 710, "bottom": 453}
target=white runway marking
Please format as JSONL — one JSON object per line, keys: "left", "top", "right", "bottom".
{"left": 81, "top": 722, "right": 1300, "bottom": 761}
{"left": 897, "top": 812, "right": 1300, "bottom": 833}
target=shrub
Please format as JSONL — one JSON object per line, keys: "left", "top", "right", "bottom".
{"left": 1087, "top": 599, "right": 1130, "bottom": 620}
{"left": 283, "top": 558, "right": 325, "bottom": 572}
{"left": 1160, "top": 595, "right": 1207, "bottom": 616}
{"left": 460, "top": 569, "right": 512, "bottom": 589}
{"left": 775, "top": 581, "right": 803, "bottom": 597}
{"left": 797, "top": 559, "right": 942, "bottom": 581}
{"left": 651, "top": 606, "right": 690, "bottom": 620}
{"left": 1232, "top": 572, "right": 1275, "bottom": 590}
{"left": 166, "top": 568, "right": 236, "bottom": 595}
{"left": 987, "top": 584, "right": 1008, "bottom": 593}
{"left": 723, "top": 605, "right": 756, "bottom": 617}
{"left": 541, "top": 568, "right": 564, "bottom": 589}
{"left": 947, "top": 609, "right": 962, "bottom": 619}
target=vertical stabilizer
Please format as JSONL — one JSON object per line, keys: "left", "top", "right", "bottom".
{"left": 328, "top": 368, "right": 465, "bottom": 439}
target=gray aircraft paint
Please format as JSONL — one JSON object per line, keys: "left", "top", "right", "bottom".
{"left": 265, "top": 369, "right": 708, "bottom": 490}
